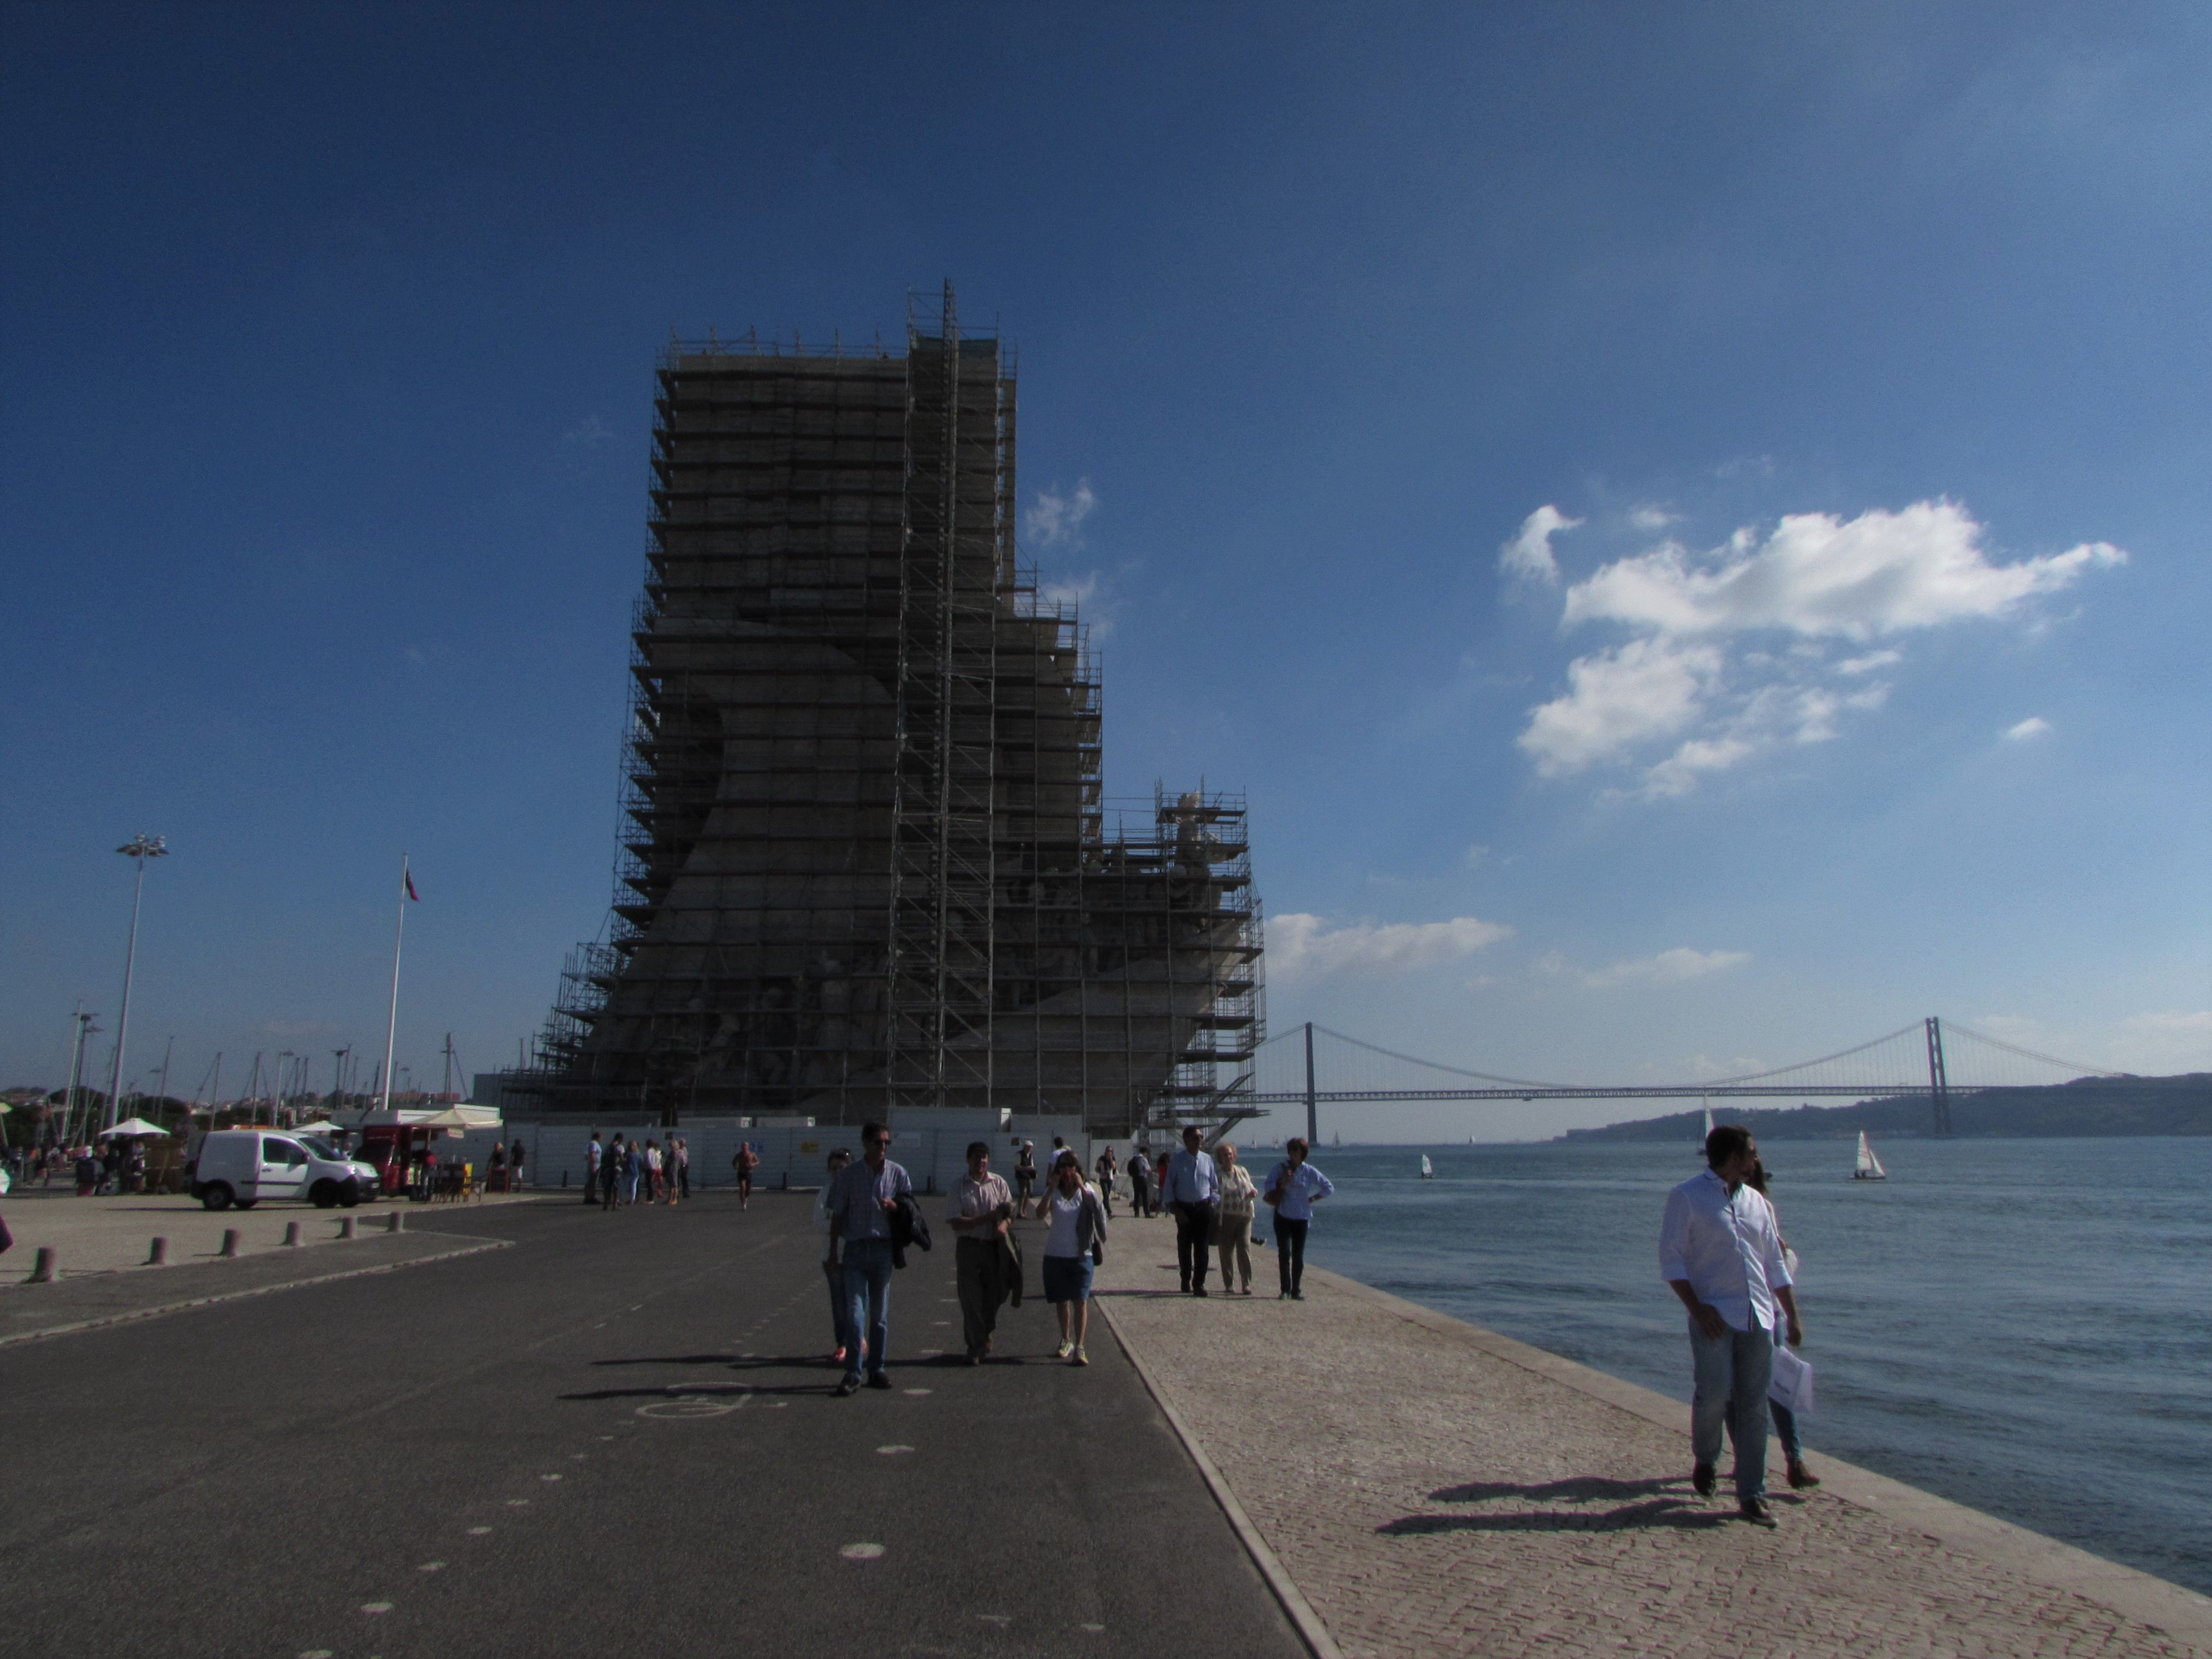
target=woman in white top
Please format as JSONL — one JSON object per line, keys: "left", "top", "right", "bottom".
{"left": 1039, "top": 1151, "right": 1109, "bottom": 1366}
{"left": 1212, "top": 1143, "right": 1259, "bottom": 1295}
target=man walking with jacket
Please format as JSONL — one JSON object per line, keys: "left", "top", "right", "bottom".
{"left": 826, "top": 1122, "right": 914, "bottom": 1397}
{"left": 946, "top": 1141, "right": 1015, "bottom": 1363}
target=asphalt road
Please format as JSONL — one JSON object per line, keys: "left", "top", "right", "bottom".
{"left": 4, "top": 1192, "right": 1305, "bottom": 1659}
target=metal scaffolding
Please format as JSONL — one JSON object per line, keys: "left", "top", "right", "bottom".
{"left": 508, "top": 286, "right": 1262, "bottom": 1136}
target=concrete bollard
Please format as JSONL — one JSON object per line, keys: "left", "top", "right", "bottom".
{"left": 30, "top": 1246, "right": 60, "bottom": 1284}
{"left": 338, "top": 1216, "right": 357, "bottom": 1240}
{"left": 282, "top": 1221, "right": 302, "bottom": 1247}
{"left": 386, "top": 1211, "right": 404, "bottom": 1234}
{"left": 148, "top": 1237, "right": 170, "bottom": 1266}
{"left": 218, "top": 1228, "right": 242, "bottom": 1259}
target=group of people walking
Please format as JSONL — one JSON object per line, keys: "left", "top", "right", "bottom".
{"left": 583, "top": 1131, "right": 690, "bottom": 1208}
{"left": 807, "top": 1124, "right": 1337, "bottom": 1395}
{"left": 1154, "top": 1125, "right": 1333, "bottom": 1299}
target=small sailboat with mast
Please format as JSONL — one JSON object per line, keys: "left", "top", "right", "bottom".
{"left": 1853, "top": 1130, "right": 1887, "bottom": 1182}
{"left": 1418, "top": 1153, "right": 1433, "bottom": 1179}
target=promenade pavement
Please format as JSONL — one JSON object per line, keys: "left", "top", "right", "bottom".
{"left": 2, "top": 1186, "right": 535, "bottom": 1275}
{"left": 6, "top": 1191, "right": 1303, "bottom": 1658}
{"left": 1094, "top": 1211, "right": 2212, "bottom": 1659}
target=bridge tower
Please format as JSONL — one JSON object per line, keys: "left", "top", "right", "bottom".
{"left": 1924, "top": 1015, "right": 1953, "bottom": 1137}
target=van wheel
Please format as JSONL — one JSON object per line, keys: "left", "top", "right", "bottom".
{"left": 202, "top": 1183, "right": 234, "bottom": 1211}
{"left": 310, "top": 1181, "right": 339, "bottom": 1209}
{"left": 234, "top": 1199, "right": 257, "bottom": 1210}
{"left": 337, "top": 1183, "right": 361, "bottom": 1209}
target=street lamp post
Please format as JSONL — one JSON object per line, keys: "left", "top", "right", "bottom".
{"left": 103, "top": 834, "right": 167, "bottom": 1134}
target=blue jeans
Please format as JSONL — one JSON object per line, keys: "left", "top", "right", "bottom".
{"left": 1689, "top": 1318, "right": 1774, "bottom": 1501}
{"left": 1769, "top": 1399, "right": 1803, "bottom": 1463}
{"left": 841, "top": 1238, "right": 894, "bottom": 1383}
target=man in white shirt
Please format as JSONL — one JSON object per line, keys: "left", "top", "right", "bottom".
{"left": 1660, "top": 1124, "right": 1802, "bottom": 1525}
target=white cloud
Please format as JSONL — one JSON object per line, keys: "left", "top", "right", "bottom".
{"left": 1515, "top": 499, "right": 2124, "bottom": 797}
{"left": 2129, "top": 1010, "right": 2212, "bottom": 1034}
{"left": 1837, "top": 649, "right": 1901, "bottom": 675}
{"left": 1025, "top": 479, "right": 1097, "bottom": 549}
{"left": 2005, "top": 716, "right": 2052, "bottom": 742}
{"left": 1271, "top": 913, "right": 1513, "bottom": 977}
{"left": 1517, "top": 637, "right": 1721, "bottom": 776}
{"left": 1499, "top": 505, "right": 1582, "bottom": 587}
{"left": 1463, "top": 843, "right": 1490, "bottom": 870}
{"left": 1581, "top": 947, "right": 1751, "bottom": 988}
{"left": 1562, "top": 500, "right": 2125, "bottom": 641}
{"left": 1628, "top": 504, "right": 1678, "bottom": 532}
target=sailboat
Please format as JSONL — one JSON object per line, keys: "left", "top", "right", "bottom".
{"left": 1419, "top": 1154, "right": 1434, "bottom": 1179}
{"left": 1699, "top": 1103, "right": 1714, "bottom": 1154}
{"left": 1853, "top": 1130, "right": 1887, "bottom": 1182}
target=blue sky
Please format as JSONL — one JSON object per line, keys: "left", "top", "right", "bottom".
{"left": 4, "top": 4, "right": 2206, "bottom": 1136}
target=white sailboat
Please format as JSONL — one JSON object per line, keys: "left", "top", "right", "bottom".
{"left": 1419, "top": 1154, "right": 1433, "bottom": 1179}
{"left": 1700, "top": 1103, "right": 1714, "bottom": 1151}
{"left": 1853, "top": 1130, "right": 1887, "bottom": 1182}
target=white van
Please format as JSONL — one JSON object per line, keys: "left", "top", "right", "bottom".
{"left": 190, "top": 1130, "right": 382, "bottom": 1211}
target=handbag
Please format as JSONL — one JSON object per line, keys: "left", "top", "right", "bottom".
{"left": 1769, "top": 1336, "right": 1814, "bottom": 1417}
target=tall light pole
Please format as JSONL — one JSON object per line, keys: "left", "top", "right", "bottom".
{"left": 103, "top": 834, "right": 168, "bottom": 1133}
{"left": 275, "top": 1050, "right": 294, "bottom": 1124}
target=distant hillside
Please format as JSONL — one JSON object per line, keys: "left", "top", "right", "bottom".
{"left": 1558, "top": 1073, "right": 2212, "bottom": 1143}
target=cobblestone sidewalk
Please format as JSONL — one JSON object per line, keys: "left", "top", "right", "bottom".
{"left": 1094, "top": 1221, "right": 2210, "bottom": 1659}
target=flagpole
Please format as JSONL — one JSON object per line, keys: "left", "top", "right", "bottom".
{"left": 380, "top": 853, "right": 408, "bottom": 1117}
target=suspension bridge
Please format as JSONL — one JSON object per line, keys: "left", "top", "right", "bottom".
{"left": 1228, "top": 1016, "right": 2130, "bottom": 1142}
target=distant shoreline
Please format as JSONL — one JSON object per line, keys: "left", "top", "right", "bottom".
{"left": 1553, "top": 1074, "right": 2211, "bottom": 1144}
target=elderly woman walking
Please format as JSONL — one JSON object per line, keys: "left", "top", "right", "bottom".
{"left": 1212, "top": 1143, "right": 1259, "bottom": 1296}
{"left": 1040, "top": 1151, "right": 1108, "bottom": 1365}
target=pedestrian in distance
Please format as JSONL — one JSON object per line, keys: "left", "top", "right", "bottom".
{"left": 1262, "top": 1138, "right": 1333, "bottom": 1300}
{"left": 488, "top": 1140, "right": 508, "bottom": 1192}
{"left": 946, "top": 1140, "right": 1015, "bottom": 1364}
{"left": 1744, "top": 1158, "right": 1819, "bottom": 1491}
{"left": 734, "top": 1141, "right": 759, "bottom": 1209}
{"left": 813, "top": 1147, "right": 855, "bottom": 1366}
{"left": 1164, "top": 1125, "right": 1222, "bottom": 1295}
{"left": 1661, "top": 1124, "right": 1802, "bottom": 1526}
{"left": 644, "top": 1138, "right": 663, "bottom": 1204}
{"left": 585, "top": 1133, "right": 603, "bottom": 1204}
{"left": 1040, "top": 1150, "right": 1108, "bottom": 1364}
{"left": 1213, "top": 1142, "right": 1258, "bottom": 1296}
{"left": 599, "top": 1136, "right": 620, "bottom": 1210}
{"left": 1014, "top": 1140, "right": 1038, "bottom": 1219}
{"left": 825, "top": 1123, "right": 914, "bottom": 1397}
{"left": 510, "top": 1138, "right": 526, "bottom": 1191}
{"left": 623, "top": 1139, "right": 642, "bottom": 1207}
{"left": 1094, "top": 1144, "right": 1119, "bottom": 1218}
{"left": 1126, "top": 1146, "right": 1154, "bottom": 1218}
{"left": 674, "top": 1137, "right": 689, "bottom": 1202}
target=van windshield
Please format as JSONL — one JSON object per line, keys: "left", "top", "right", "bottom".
{"left": 298, "top": 1136, "right": 344, "bottom": 1161}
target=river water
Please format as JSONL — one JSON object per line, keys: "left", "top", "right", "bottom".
{"left": 1272, "top": 1136, "right": 2212, "bottom": 1595}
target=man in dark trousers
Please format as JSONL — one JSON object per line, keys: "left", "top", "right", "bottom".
{"left": 945, "top": 1141, "right": 1015, "bottom": 1363}
{"left": 1162, "top": 1125, "right": 1221, "bottom": 1296}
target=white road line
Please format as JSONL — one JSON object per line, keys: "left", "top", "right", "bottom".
{"left": 361, "top": 1601, "right": 394, "bottom": 1614}
{"left": 839, "top": 1542, "right": 885, "bottom": 1561}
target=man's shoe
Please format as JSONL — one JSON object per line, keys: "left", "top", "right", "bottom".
{"left": 1055, "top": 1339, "right": 1074, "bottom": 1360}
{"left": 1692, "top": 1462, "right": 1717, "bottom": 1498}
{"left": 1193, "top": 1284, "right": 1208, "bottom": 1297}
{"left": 1072, "top": 1346, "right": 1088, "bottom": 1366}
{"left": 1787, "top": 1460, "right": 1820, "bottom": 1490}
{"left": 866, "top": 1372, "right": 891, "bottom": 1390}
{"left": 1290, "top": 1288, "right": 1304, "bottom": 1301}
{"left": 1738, "top": 1497, "right": 1776, "bottom": 1526}
{"left": 833, "top": 1379, "right": 858, "bottom": 1398}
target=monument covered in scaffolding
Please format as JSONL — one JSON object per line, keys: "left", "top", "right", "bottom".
{"left": 512, "top": 288, "right": 1261, "bottom": 1136}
